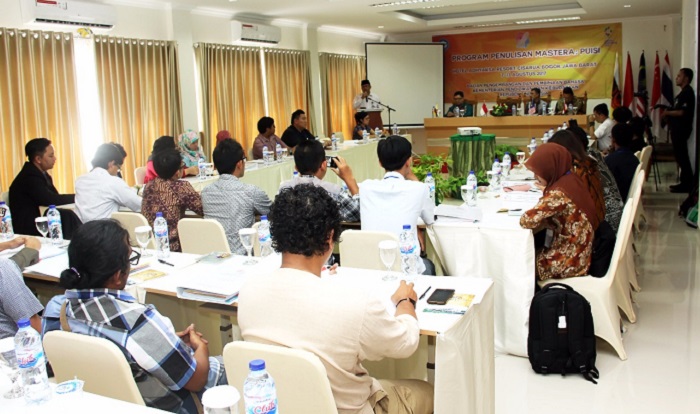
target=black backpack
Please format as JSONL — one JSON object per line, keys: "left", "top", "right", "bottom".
{"left": 528, "top": 283, "right": 600, "bottom": 384}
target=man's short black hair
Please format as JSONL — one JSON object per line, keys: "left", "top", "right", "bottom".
{"left": 612, "top": 123, "right": 634, "bottom": 148}
{"left": 25, "top": 138, "right": 52, "bottom": 161}
{"left": 212, "top": 138, "right": 244, "bottom": 175}
{"left": 680, "top": 68, "right": 694, "bottom": 83}
{"left": 562, "top": 86, "right": 574, "bottom": 95}
{"left": 152, "top": 136, "right": 175, "bottom": 155}
{"left": 593, "top": 103, "right": 609, "bottom": 117}
{"left": 293, "top": 139, "right": 325, "bottom": 175}
{"left": 377, "top": 135, "right": 412, "bottom": 172}
{"left": 354, "top": 111, "right": 368, "bottom": 124}
{"left": 92, "top": 143, "right": 125, "bottom": 170}
{"left": 567, "top": 126, "right": 590, "bottom": 151}
{"left": 269, "top": 184, "right": 341, "bottom": 257}
{"left": 454, "top": 91, "right": 464, "bottom": 98}
{"left": 612, "top": 107, "right": 633, "bottom": 124}
{"left": 111, "top": 142, "right": 127, "bottom": 158}
{"left": 531, "top": 87, "right": 541, "bottom": 95}
{"left": 290, "top": 109, "right": 305, "bottom": 125}
{"left": 257, "top": 116, "right": 274, "bottom": 134}
{"left": 153, "top": 148, "right": 182, "bottom": 179}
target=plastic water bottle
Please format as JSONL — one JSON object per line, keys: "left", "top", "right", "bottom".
{"left": 399, "top": 225, "right": 418, "bottom": 276}
{"left": 502, "top": 152, "right": 511, "bottom": 176}
{"left": 466, "top": 171, "right": 477, "bottom": 207}
{"left": 362, "top": 129, "right": 369, "bottom": 144}
{"left": 542, "top": 131, "right": 550, "bottom": 144}
{"left": 562, "top": 122, "right": 568, "bottom": 130}
{"left": 392, "top": 123, "right": 399, "bottom": 135}
{"left": 198, "top": 157, "right": 206, "bottom": 181}
{"left": 275, "top": 144, "right": 282, "bottom": 162}
{"left": 262, "top": 145, "right": 270, "bottom": 166}
{"left": 374, "top": 127, "right": 382, "bottom": 137}
{"left": 331, "top": 133, "right": 338, "bottom": 151}
{"left": 292, "top": 171, "right": 299, "bottom": 181}
{"left": 528, "top": 137, "right": 537, "bottom": 155}
{"left": 424, "top": 172, "right": 436, "bottom": 205}
{"left": 46, "top": 205, "right": 63, "bottom": 246}
{"left": 0, "top": 201, "right": 14, "bottom": 240}
{"left": 548, "top": 128, "right": 555, "bottom": 138}
{"left": 14, "top": 318, "right": 51, "bottom": 405}
{"left": 257, "top": 216, "right": 272, "bottom": 257}
{"left": 153, "top": 212, "right": 170, "bottom": 259}
{"left": 341, "top": 183, "right": 349, "bottom": 196}
{"left": 511, "top": 104, "right": 517, "bottom": 116}
{"left": 541, "top": 101, "right": 547, "bottom": 115}
{"left": 244, "top": 359, "right": 278, "bottom": 414}
{"left": 491, "top": 157, "right": 501, "bottom": 173}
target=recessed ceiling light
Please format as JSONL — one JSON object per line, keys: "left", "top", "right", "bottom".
{"left": 515, "top": 16, "right": 581, "bottom": 25}
{"left": 624, "top": 4, "right": 631, "bottom": 7}
{"left": 370, "top": 0, "right": 439, "bottom": 8}
{"left": 378, "top": 25, "right": 384, "bottom": 28}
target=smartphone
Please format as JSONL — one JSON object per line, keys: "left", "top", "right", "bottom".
{"left": 427, "top": 289, "right": 455, "bottom": 305}
{"left": 326, "top": 156, "right": 338, "bottom": 168}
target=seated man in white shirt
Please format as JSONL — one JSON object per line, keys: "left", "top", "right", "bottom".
{"left": 75, "top": 143, "right": 142, "bottom": 223}
{"left": 279, "top": 139, "right": 360, "bottom": 222}
{"left": 359, "top": 135, "right": 436, "bottom": 275}
{"left": 238, "top": 184, "right": 433, "bottom": 414}
{"left": 589, "top": 103, "right": 614, "bottom": 152}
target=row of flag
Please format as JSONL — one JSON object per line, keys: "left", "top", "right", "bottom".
{"left": 611, "top": 51, "right": 674, "bottom": 138}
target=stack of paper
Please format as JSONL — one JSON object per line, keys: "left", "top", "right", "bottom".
{"left": 423, "top": 293, "right": 475, "bottom": 315}
{"left": 176, "top": 271, "right": 247, "bottom": 304}
{"left": 435, "top": 204, "right": 483, "bottom": 222}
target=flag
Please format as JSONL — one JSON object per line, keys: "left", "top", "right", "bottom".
{"left": 650, "top": 52, "right": 662, "bottom": 139}
{"left": 660, "top": 51, "right": 673, "bottom": 108}
{"left": 611, "top": 52, "right": 621, "bottom": 109}
{"left": 635, "top": 51, "right": 647, "bottom": 117}
{"left": 623, "top": 52, "right": 635, "bottom": 111}
{"left": 481, "top": 102, "right": 488, "bottom": 116}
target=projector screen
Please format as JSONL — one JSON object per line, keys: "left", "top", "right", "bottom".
{"left": 365, "top": 43, "right": 444, "bottom": 127}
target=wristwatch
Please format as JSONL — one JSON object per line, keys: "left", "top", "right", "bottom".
{"left": 396, "top": 298, "right": 417, "bottom": 308}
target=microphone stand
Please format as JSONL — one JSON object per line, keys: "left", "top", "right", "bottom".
{"left": 366, "top": 96, "right": 397, "bottom": 128}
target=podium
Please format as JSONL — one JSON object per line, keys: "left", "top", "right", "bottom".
{"left": 364, "top": 109, "right": 384, "bottom": 129}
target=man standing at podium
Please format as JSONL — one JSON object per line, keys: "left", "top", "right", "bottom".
{"left": 353, "top": 79, "right": 381, "bottom": 111}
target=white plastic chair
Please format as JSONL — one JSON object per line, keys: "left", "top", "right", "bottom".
{"left": 339, "top": 230, "right": 401, "bottom": 271}
{"left": 111, "top": 211, "right": 155, "bottom": 249}
{"left": 223, "top": 341, "right": 337, "bottom": 414}
{"left": 43, "top": 331, "right": 145, "bottom": 405}
{"left": 178, "top": 218, "right": 231, "bottom": 255}
{"left": 134, "top": 166, "right": 147, "bottom": 186}
{"left": 539, "top": 202, "right": 636, "bottom": 360}
{"left": 252, "top": 222, "right": 261, "bottom": 256}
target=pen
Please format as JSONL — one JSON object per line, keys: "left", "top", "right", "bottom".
{"left": 419, "top": 286, "right": 432, "bottom": 300}
{"left": 158, "top": 259, "right": 174, "bottom": 267}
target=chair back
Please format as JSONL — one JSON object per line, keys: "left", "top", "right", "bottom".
{"left": 43, "top": 331, "right": 145, "bottom": 405}
{"left": 496, "top": 93, "right": 523, "bottom": 110}
{"left": 134, "top": 167, "right": 147, "bottom": 186}
{"left": 178, "top": 218, "right": 231, "bottom": 254}
{"left": 605, "top": 202, "right": 635, "bottom": 283}
{"left": 464, "top": 99, "right": 477, "bottom": 117}
{"left": 252, "top": 222, "right": 262, "bottom": 256}
{"left": 639, "top": 145, "right": 652, "bottom": 180}
{"left": 223, "top": 341, "right": 336, "bottom": 414}
{"left": 628, "top": 170, "right": 645, "bottom": 224}
{"left": 1, "top": 191, "right": 9, "bottom": 207}
{"left": 111, "top": 212, "right": 154, "bottom": 249}
{"left": 339, "top": 230, "right": 401, "bottom": 271}
{"left": 627, "top": 164, "right": 643, "bottom": 200}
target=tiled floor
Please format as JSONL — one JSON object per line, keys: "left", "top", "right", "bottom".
{"left": 495, "top": 163, "right": 700, "bottom": 414}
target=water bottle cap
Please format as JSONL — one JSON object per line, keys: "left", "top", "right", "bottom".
{"left": 469, "top": 170, "right": 475, "bottom": 174}
{"left": 261, "top": 215, "right": 267, "bottom": 221}
{"left": 49, "top": 205, "right": 56, "bottom": 209}
{"left": 249, "top": 359, "right": 266, "bottom": 371}
{"left": 402, "top": 224, "right": 411, "bottom": 230}
{"left": 505, "top": 152, "right": 510, "bottom": 155}
{"left": 156, "top": 212, "right": 163, "bottom": 217}
{"left": 0, "top": 201, "right": 4, "bottom": 205}
{"left": 426, "top": 172, "right": 432, "bottom": 177}
{"left": 263, "top": 145, "right": 268, "bottom": 149}
{"left": 17, "top": 318, "right": 30, "bottom": 328}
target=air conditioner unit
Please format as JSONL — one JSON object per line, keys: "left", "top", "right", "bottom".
{"left": 231, "top": 21, "right": 281, "bottom": 44}
{"left": 21, "top": 0, "right": 116, "bottom": 30}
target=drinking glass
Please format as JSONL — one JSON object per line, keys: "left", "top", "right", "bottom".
{"left": 378, "top": 240, "right": 398, "bottom": 281}
{"left": 205, "top": 163, "right": 214, "bottom": 177}
{"left": 486, "top": 171, "right": 495, "bottom": 190}
{"left": 35, "top": 217, "right": 49, "bottom": 243}
{"left": 134, "top": 225, "right": 153, "bottom": 257}
{"left": 239, "top": 228, "right": 257, "bottom": 265}
{"left": 571, "top": 106, "right": 578, "bottom": 115}
{"left": 281, "top": 148, "right": 288, "bottom": 159}
{"left": 0, "top": 337, "right": 22, "bottom": 399}
{"left": 516, "top": 152, "right": 526, "bottom": 168}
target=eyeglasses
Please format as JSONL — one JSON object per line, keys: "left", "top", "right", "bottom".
{"left": 129, "top": 250, "right": 141, "bottom": 266}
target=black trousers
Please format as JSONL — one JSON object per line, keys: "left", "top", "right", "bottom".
{"left": 671, "top": 130, "right": 693, "bottom": 187}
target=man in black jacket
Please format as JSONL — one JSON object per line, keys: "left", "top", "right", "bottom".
{"left": 663, "top": 68, "right": 696, "bottom": 193}
{"left": 9, "top": 138, "right": 75, "bottom": 236}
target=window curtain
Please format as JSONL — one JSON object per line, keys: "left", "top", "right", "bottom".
{"left": 263, "top": 48, "right": 314, "bottom": 134}
{"left": 195, "top": 44, "right": 264, "bottom": 153}
{"left": 94, "top": 36, "right": 183, "bottom": 186}
{"left": 319, "top": 53, "right": 366, "bottom": 141}
{"left": 0, "top": 28, "right": 83, "bottom": 193}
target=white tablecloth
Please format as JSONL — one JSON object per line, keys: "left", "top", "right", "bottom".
{"left": 428, "top": 176, "right": 540, "bottom": 357}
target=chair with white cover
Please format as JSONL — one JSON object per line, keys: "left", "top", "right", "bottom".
{"left": 635, "top": 146, "right": 652, "bottom": 229}
{"left": 223, "top": 341, "right": 336, "bottom": 414}
{"left": 43, "top": 330, "right": 145, "bottom": 405}
{"left": 339, "top": 230, "right": 401, "bottom": 271}
{"left": 538, "top": 202, "right": 636, "bottom": 360}
{"left": 624, "top": 170, "right": 644, "bottom": 293}
{"left": 178, "top": 218, "right": 231, "bottom": 255}
{"left": 111, "top": 211, "right": 154, "bottom": 249}
{"left": 134, "top": 166, "right": 147, "bottom": 186}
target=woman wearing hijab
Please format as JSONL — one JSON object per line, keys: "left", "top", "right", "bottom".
{"left": 143, "top": 136, "right": 198, "bottom": 185}
{"left": 179, "top": 130, "right": 206, "bottom": 168}
{"left": 520, "top": 143, "right": 597, "bottom": 280}
{"left": 215, "top": 130, "right": 232, "bottom": 145}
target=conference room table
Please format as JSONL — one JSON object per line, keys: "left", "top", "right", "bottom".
{"left": 427, "top": 170, "right": 541, "bottom": 357}
{"left": 185, "top": 136, "right": 411, "bottom": 198}
{"left": 21, "top": 246, "right": 494, "bottom": 414}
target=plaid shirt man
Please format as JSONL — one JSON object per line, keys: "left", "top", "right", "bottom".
{"left": 42, "top": 289, "right": 224, "bottom": 413}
